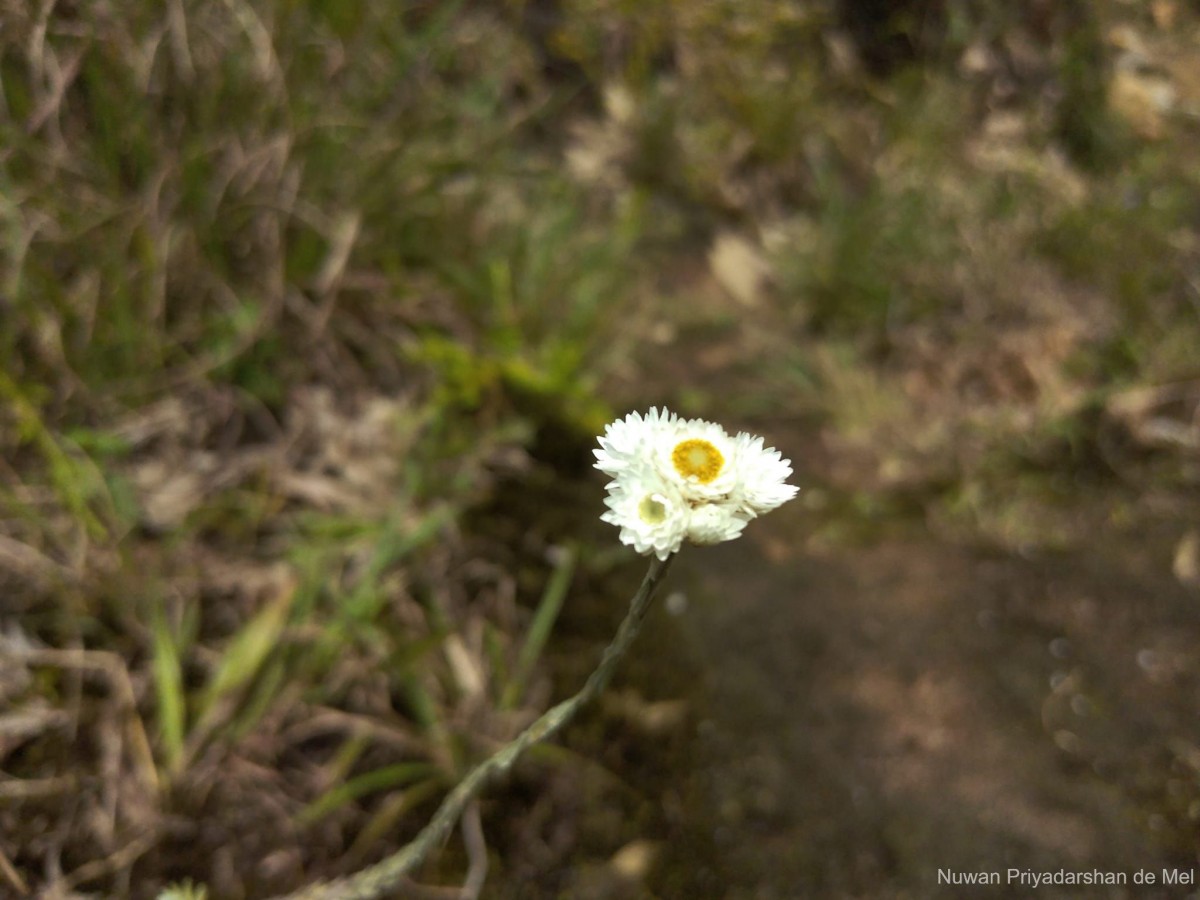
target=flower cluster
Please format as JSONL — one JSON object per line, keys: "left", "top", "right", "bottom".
{"left": 594, "top": 407, "right": 798, "bottom": 559}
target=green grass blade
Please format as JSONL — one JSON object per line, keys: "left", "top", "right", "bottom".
{"left": 151, "top": 607, "right": 186, "bottom": 776}
{"left": 199, "top": 582, "right": 296, "bottom": 721}
{"left": 344, "top": 505, "right": 456, "bottom": 622}
{"left": 343, "top": 778, "right": 446, "bottom": 865}
{"left": 297, "top": 763, "right": 442, "bottom": 825}
{"left": 501, "top": 543, "right": 576, "bottom": 710}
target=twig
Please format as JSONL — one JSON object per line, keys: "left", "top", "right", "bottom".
{"left": 18, "top": 647, "right": 160, "bottom": 795}
{"left": 62, "top": 830, "right": 158, "bottom": 891}
{"left": 458, "top": 800, "right": 486, "bottom": 900}
{"left": 0, "top": 846, "right": 28, "bottom": 895}
{"left": 276, "top": 553, "right": 675, "bottom": 900}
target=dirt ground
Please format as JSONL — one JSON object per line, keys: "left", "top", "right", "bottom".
{"left": 669, "top": 519, "right": 1197, "bottom": 898}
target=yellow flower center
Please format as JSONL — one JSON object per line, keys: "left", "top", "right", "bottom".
{"left": 671, "top": 438, "right": 724, "bottom": 483}
{"left": 638, "top": 495, "right": 667, "bottom": 524}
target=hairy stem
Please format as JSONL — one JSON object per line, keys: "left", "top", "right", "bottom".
{"left": 278, "top": 553, "right": 676, "bottom": 900}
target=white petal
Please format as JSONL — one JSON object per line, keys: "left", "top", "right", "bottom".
{"left": 685, "top": 503, "right": 750, "bottom": 545}
{"left": 732, "top": 432, "right": 799, "bottom": 515}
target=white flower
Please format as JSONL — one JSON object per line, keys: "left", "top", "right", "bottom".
{"left": 652, "top": 415, "right": 741, "bottom": 502}
{"left": 730, "top": 432, "right": 799, "bottom": 516}
{"left": 595, "top": 407, "right": 798, "bottom": 558}
{"left": 599, "top": 464, "right": 690, "bottom": 561}
{"left": 593, "top": 406, "right": 680, "bottom": 478}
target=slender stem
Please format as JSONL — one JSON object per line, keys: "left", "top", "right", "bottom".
{"left": 277, "top": 553, "right": 676, "bottom": 900}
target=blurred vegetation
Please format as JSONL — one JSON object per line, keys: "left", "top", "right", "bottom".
{"left": 1, "top": 0, "right": 1197, "bottom": 896}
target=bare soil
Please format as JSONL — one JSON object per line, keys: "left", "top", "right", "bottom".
{"left": 660, "top": 518, "right": 1197, "bottom": 898}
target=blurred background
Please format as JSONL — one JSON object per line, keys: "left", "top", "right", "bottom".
{"left": 1, "top": 0, "right": 1198, "bottom": 897}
